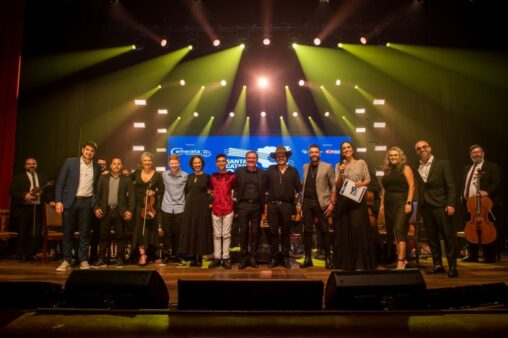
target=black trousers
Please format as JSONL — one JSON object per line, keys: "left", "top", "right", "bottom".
{"left": 267, "top": 202, "right": 293, "bottom": 257}
{"left": 302, "top": 197, "right": 331, "bottom": 257}
{"left": 98, "top": 208, "right": 125, "bottom": 260}
{"left": 15, "top": 204, "right": 43, "bottom": 258}
{"left": 421, "top": 205, "right": 458, "bottom": 267}
{"left": 237, "top": 201, "right": 262, "bottom": 257}
{"left": 160, "top": 211, "right": 183, "bottom": 257}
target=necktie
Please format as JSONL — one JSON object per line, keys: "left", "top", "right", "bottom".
{"left": 31, "top": 172, "right": 38, "bottom": 188}
{"left": 465, "top": 164, "right": 477, "bottom": 198}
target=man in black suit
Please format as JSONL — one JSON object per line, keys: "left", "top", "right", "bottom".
{"left": 9, "top": 157, "right": 52, "bottom": 262}
{"left": 55, "top": 141, "right": 101, "bottom": 271}
{"left": 235, "top": 150, "right": 266, "bottom": 269}
{"left": 462, "top": 144, "right": 502, "bottom": 263}
{"left": 92, "top": 158, "right": 135, "bottom": 268}
{"left": 414, "top": 140, "right": 458, "bottom": 278}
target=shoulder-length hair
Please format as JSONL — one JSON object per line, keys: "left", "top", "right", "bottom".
{"left": 383, "top": 146, "right": 407, "bottom": 173}
{"left": 339, "top": 141, "right": 357, "bottom": 163}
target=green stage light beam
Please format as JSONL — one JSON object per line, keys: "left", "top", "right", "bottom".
{"left": 166, "top": 116, "right": 182, "bottom": 136}
{"left": 241, "top": 117, "right": 250, "bottom": 146}
{"left": 354, "top": 85, "right": 375, "bottom": 104}
{"left": 388, "top": 43, "right": 508, "bottom": 92}
{"left": 285, "top": 86, "right": 311, "bottom": 135}
{"left": 320, "top": 86, "right": 355, "bottom": 134}
{"left": 21, "top": 45, "right": 135, "bottom": 90}
{"left": 174, "top": 86, "right": 206, "bottom": 134}
{"left": 308, "top": 116, "right": 324, "bottom": 136}
{"left": 227, "top": 86, "right": 247, "bottom": 134}
{"left": 161, "top": 45, "right": 244, "bottom": 122}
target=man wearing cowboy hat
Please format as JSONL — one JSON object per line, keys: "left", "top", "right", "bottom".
{"left": 265, "top": 146, "right": 302, "bottom": 268}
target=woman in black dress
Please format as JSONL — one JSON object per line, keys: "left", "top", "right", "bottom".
{"left": 179, "top": 155, "right": 213, "bottom": 267}
{"left": 334, "top": 141, "right": 377, "bottom": 270}
{"left": 380, "top": 147, "right": 415, "bottom": 269}
{"left": 132, "top": 152, "right": 164, "bottom": 266}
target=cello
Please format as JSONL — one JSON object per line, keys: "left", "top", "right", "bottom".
{"left": 464, "top": 169, "right": 497, "bottom": 245}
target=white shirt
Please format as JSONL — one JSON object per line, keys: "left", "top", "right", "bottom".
{"left": 464, "top": 160, "right": 484, "bottom": 198}
{"left": 418, "top": 155, "right": 434, "bottom": 183}
{"left": 76, "top": 157, "right": 94, "bottom": 197}
{"left": 26, "top": 171, "right": 40, "bottom": 204}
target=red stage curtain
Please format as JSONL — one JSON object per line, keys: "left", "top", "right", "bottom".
{"left": 0, "top": 0, "right": 25, "bottom": 210}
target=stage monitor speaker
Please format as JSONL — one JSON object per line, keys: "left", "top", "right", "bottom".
{"left": 324, "top": 269, "right": 426, "bottom": 310}
{"left": 63, "top": 270, "right": 169, "bottom": 309}
{"left": 426, "top": 282, "right": 507, "bottom": 309}
{"left": 0, "top": 281, "right": 62, "bottom": 309}
{"left": 178, "top": 279, "right": 323, "bottom": 310}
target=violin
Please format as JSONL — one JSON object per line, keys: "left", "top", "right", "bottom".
{"left": 464, "top": 170, "right": 496, "bottom": 245}
{"left": 141, "top": 183, "right": 156, "bottom": 220}
{"left": 24, "top": 181, "right": 54, "bottom": 205}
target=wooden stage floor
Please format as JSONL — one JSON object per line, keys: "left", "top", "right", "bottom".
{"left": 1, "top": 254, "right": 507, "bottom": 307}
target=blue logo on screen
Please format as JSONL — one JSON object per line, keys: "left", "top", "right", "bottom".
{"left": 167, "top": 136, "right": 351, "bottom": 176}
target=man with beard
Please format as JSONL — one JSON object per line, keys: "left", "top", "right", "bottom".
{"left": 300, "top": 144, "right": 336, "bottom": 269}
{"left": 414, "top": 140, "right": 458, "bottom": 277}
{"left": 462, "top": 144, "right": 502, "bottom": 263}
{"left": 265, "top": 146, "right": 302, "bottom": 269}
{"left": 9, "top": 157, "right": 52, "bottom": 262}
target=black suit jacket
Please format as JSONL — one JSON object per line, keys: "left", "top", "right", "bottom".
{"left": 234, "top": 166, "right": 266, "bottom": 206}
{"left": 463, "top": 160, "right": 501, "bottom": 206}
{"left": 414, "top": 158, "right": 456, "bottom": 208}
{"left": 94, "top": 174, "right": 135, "bottom": 217}
{"left": 9, "top": 171, "right": 50, "bottom": 218}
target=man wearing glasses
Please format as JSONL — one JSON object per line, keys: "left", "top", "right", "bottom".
{"left": 414, "top": 140, "right": 458, "bottom": 278}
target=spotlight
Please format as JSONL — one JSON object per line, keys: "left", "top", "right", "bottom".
{"left": 160, "top": 39, "right": 167, "bottom": 47}
{"left": 188, "top": 45, "right": 193, "bottom": 50}
{"left": 292, "top": 43, "right": 298, "bottom": 48}
{"left": 258, "top": 77, "right": 268, "bottom": 88}
{"left": 335, "top": 79, "right": 341, "bottom": 86}
{"left": 354, "top": 85, "right": 359, "bottom": 89}
{"left": 313, "top": 38, "right": 321, "bottom": 46}
{"left": 220, "top": 80, "right": 227, "bottom": 86}
{"left": 260, "top": 111, "right": 266, "bottom": 117}
{"left": 324, "top": 111, "right": 330, "bottom": 117}
{"left": 213, "top": 39, "right": 221, "bottom": 47}
{"left": 201, "top": 85, "right": 205, "bottom": 89}
{"left": 360, "top": 36, "right": 367, "bottom": 45}
{"left": 179, "top": 79, "right": 186, "bottom": 86}
{"left": 240, "top": 43, "right": 245, "bottom": 49}
{"left": 193, "top": 112, "right": 199, "bottom": 117}
{"left": 386, "top": 42, "right": 391, "bottom": 47}
{"left": 320, "top": 85, "right": 324, "bottom": 89}
{"left": 229, "top": 112, "right": 235, "bottom": 117}
{"left": 177, "top": 116, "right": 181, "bottom": 120}
{"left": 292, "top": 112, "right": 298, "bottom": 117}
{"left": 337, "top": 42, "right": 343, "bottom": 48}
{"left": 263, "top": 38, "right": 271, "bottom": 46}
{"left": 211, "top": 116, "right": 215, "bottom": 119}
{"left": 157, "top": 84, "right": 162, "bottom": 89}
{"left": 131, "top": 44, "right": 136, "bottom": 50}
{"left": 298, "top": 80, "right": 305, "bottom": 87}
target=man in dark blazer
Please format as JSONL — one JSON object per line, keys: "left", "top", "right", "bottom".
{"left": 54, "top": 141, "right": 101, "bottom": 271}
{"left": 235, "top": 150, "right": 266, "bottom": 269}
{"left": 9, "top": 157, "right": 52, "bottom": 262}
{"left": 92, "top": 158, "right": 135, "bottom": 268}
{"left": 414, "top": 140, "right": 458, "bottom": 278}
{"left": 462, "top": 144, "right": 502, "bottom": 263}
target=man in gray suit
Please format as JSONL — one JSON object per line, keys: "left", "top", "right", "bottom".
{"left": 300, "top": 144, "right": 336, "bottom": 269}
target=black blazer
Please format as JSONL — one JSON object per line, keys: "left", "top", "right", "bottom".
{"left": 414, "top": 158, "right": 456, "bottom": 208}
{"left": 9, "top": 171, "right": 50, "bottom": 218}
{"left": 94, "top": 174, "right": 135, "bottom": 217}
{"left": 463, "top": 160, "right": 501, "bottom": 206}
{"left": 234, "top": 166, "right": 266, "bottom": 206}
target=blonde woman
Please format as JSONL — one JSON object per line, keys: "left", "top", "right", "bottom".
{"left": 380, "top": 147, "right": 415, "bottom": 269}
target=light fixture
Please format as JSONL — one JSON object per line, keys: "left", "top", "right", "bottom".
{"left": 158, "top": 109, "right": 168, "bottom": 115}
{"left": 355, "top": 108, "right": 366, "bottom": 114}
{"left": 213, "top": 39, "right": 221, "bottom": 47}
{"left": 373, "top": 122, "right": 386, "bottom": 128}
{"left": 157, "top": 128, "right": 167, "bottom": 133}
{"left": 375, "top": 145, "right": 387, "bottom": 151}
{"left": 356, "top": 127, "right": 366, "bottom": 133}
{"left": 132, "top": 145, "right": 145, "bottom": 151}
{"left": 373, "top": 99, "right": 385, "bottom": 105}
{"left": 263, "top": 38, "right": 271, "bottom": 46}
{"left": 313, "top": 38, "right": 321, "bottom": 46}
{"left": 134, "top": 99, "right": 146, "bottom": 105}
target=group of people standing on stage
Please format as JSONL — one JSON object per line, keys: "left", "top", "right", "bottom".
{"left": 8, "top": 139, "right": 503, "bottom": 277}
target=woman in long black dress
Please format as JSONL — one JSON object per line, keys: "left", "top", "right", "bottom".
{"left": 179, "top": 155, "right": 213, "bottom": 267}
{"left": 334, "top": 141, "right": 377, "bottom": 270}
{"left": 132, "top": 152, "right": 164, "bottom": 266}
{"left": 380, "top": 147, "right": 415, "bottom": 269}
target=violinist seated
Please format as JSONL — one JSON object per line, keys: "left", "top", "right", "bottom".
{"left": 461, "top": 145, "right": 502, "bottom": 263}
{"left": 9, "top": 157, "right": 54, "bottom": 263}
{"left": 93, "top": 158, "right": 135, "bottom": 268}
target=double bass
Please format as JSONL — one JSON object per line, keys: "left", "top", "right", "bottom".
{"left": 464, "top": 169, "right": 497, "bottom": 245}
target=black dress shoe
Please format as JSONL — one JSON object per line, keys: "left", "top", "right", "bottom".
{"left": 281, "top": 257, "right": 291, "bottom": 269}
{"left": 448, "top": 266, "right": 458, "bottom": 278}
{"left": 238, "top": 259, "right": 248, "bottom": 269}
{"left": 208, "top": 259, "right": 222, "bottom": 268}
{"left": 196, "top": 255, "right": 203, "bottom": 268}
{"left": 461, "top": 256, "right": 479, "bottom": 263}
{"left": 222, "top": 259, "right": 232, "bottom": 269}
{"left": 300, "top": 257, "right": 313, "bottom": 268}
{"left": 268, "top": 258, "right": 279, "bottom": 268}
{"left": 249, "top": 256, "right": 258, "bottom": 268}
{"left": 430, "top": 265, "right": 445, "bottom": 274}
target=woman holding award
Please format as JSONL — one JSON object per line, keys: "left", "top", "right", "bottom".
{"left": 333, "top": 141, "right": 377, "bottom": 270}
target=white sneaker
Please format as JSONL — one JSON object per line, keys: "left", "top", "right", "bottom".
{"left": 80, "top": 261, "right": 91, "bottom": 270}
{"left": 56, "top": 260, "right": 71, "bottom": 271}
